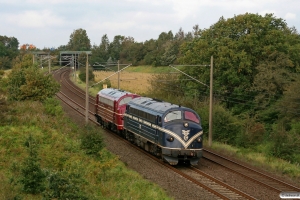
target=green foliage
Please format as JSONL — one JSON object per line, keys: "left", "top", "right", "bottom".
{"left": 148, "top": 73, "right": 183, "bottom": 99}
{"left": 80, "top": 125, "right": 105, "bottom": 156}
{"left": 78, "top": 66, "right": 95, "bottom": 82}
{"left": 0, "top": 78, "right": 9, "bottom": 125}
{"left": 20, "top": 134, "right": 46, "bottom": 194}
{"left": 7, "top": 57, "right": 60, "bottom": 101}
{"left": 266, "top": 122, "right": 300, "bottom": 164}
{"left": 91, "top": 34, "right": 110, "bottom": 64}
{"left": 0, "top": 35, "right": 19, "bottom": 69}
{"left": 276, "top": 75, "right": 300, "bottom": 121}
{"left": 235, "top": 114, "right": 265, "bottom": 148}
{"left": 44, "top": 98, "right": 63, "bottom": 116}
{"left": 109, "top": 35, "right": 124, "bottom": 61}
{"left": 0, "top": 98, "right": 172, "bottom": 199}
{"left": 43, "top": 171, "right": 88, "bottom": 200}
{"left": 212, "top": 105, "right": 242, "bottom": 144}
{"left": 179, "top": 13, "right": 300, "bottom": 114}
{"left": 67, "top": 28, "right": 91, "bottom": 51}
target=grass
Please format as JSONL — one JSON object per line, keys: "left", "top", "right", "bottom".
{"left": 2, "top": 69, "right": 11, "bottom": 78}
{"left": 0, "top": 99, "right": 172, "bottom": 200}
{"left": 122, "top": 65, "right": 183, "bottom": 73}
{"left": 93, "top": 71, "right": 152, "bottom": 95}
{"left": 204, "top": 140, "right": 300, "bottom": 183}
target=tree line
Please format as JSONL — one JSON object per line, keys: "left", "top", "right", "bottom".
{"left": 56, "top": 26, "right": 198, "bottom": 67}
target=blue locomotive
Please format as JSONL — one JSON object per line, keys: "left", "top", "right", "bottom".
{"left": 123, "top": 97, "right": 203, "bottom": 165}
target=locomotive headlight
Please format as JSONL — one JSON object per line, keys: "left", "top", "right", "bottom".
{"left": 196, "top": 137, "right": 201, "bottom": 143}
{"left": 184, "top": 122, "right": 188, "bottom": 127}
{"left": 167, "top": 136, "right": 174, "bottom": 142}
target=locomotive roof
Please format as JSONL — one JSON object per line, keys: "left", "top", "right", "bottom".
{"left": 128, "top": 97, "right": 180, "bottom": 114}
{"left": 98, "top": 88, "right": 133, "bottom": 101}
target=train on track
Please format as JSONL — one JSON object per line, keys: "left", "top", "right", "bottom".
{"left": 94, "top": 88, "right": 203, "bottom": 165}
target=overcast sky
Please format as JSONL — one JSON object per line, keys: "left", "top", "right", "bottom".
{"left": 0, "top": 0, "right": 299, "bottom": 49}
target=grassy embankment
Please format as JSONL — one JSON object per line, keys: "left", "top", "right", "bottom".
{"left": 0, "top": 69, "right": 172, "bottom": 200}
{"left": 76, "top": 65, "right": 300, "bottom": 183}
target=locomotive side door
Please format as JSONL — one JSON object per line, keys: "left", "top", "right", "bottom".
{"left": 113, "top": 100, "right": 117, "bottom": 123}
{"left": 156, "top": 115, "right": 162, "bottom": 144}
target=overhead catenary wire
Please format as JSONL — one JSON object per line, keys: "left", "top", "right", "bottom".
{"left": 169, "top": 65, "right": 209, "bottom": 88}
{"left": 90, "top": 64, "right": 132, "bottom": 88}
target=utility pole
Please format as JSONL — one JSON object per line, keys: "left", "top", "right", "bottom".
{"left": 74, "top": 54, "right": 77, "bottom": 83}
{"left": 72, "top": 55, "right": 75, "bottom": 81}
{"left": 118, "top": 60, "right": 120, "bottom": 89}
{"left": 48, "top": 53, "right": 51, "bottom": 73}
{"left": 208, "top": 56, "right": 213, "bottom": 147}
{"left": 85, "top": 53, "right": 89, "bottom": 125}
{"left": 41, "top": 55, "right": 43, "bottom": 68}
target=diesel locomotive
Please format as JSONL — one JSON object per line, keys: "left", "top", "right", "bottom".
{"left": 94, "top": 88, "right": 203, "bottom": 165}
{"left": 94, "top": 88, "right": 139, "bottom": 133}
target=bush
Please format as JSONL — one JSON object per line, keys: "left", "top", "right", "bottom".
{"left": 80, "top": 125, "right": 104, "bottom": 156}
{"left": 212, "top": 105, "right": 242, "bottom": 145}
{"left": 44, "top": 98, "right": 63, "bottom": 117}
{"left": 268, "top": 122, "right": 300, "bottom": 164}
{"left": 20, "top": 134, "right": 45, "bottom": 194}
{"left": 7, "top": 65, "right": 60, "bottom": 101}
{"left": 43, "top": 171, "right": 88, "bottom": 200}
{"left": 79, "top": 66, "right": 95, "bottom": 82}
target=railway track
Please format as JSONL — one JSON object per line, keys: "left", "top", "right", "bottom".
{"left": 53, "top": 68, "right": 300, "bottom": 200}
{"left": 203, "top": 149, "right": 300, "bottom": 193}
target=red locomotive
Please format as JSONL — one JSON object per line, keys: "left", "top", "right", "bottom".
{"left": 94, "top": 88, "right": 139, "bottom": 133}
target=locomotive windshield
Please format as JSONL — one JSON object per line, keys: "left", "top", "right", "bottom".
{"left": 164, "top": 110, "right": 182, "bottom": 122}
{"left": 184, "top": 111, "right": 200, "bottom": 123}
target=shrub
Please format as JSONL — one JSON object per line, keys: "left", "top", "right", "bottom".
{"left": 7, "top": 65, "right": 60, "bottom": 101}
{"left": 80, "top": 125, "right": 105, "bottom": 156}
{"left": 78, "top": 66, "right": 95, "bottom": 82}
{"left": 269, "top": 122, "right": 300, "bottom": 164}
{"left": 212, "top": 105, "right": 242, "bottom": 145}
{"left": 44, "top": 98, "right": 63, "bottom": 117}
{"left": 43, "top": 171, "right": 88, "bottom": 200}
{"left": 20, "top": 134, "right": 45, "bottom": 194}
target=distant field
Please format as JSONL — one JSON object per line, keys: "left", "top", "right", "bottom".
{"left": 92, "top": 65, "right": 183, "bottom": 94}
{"left": 93, "top": 71, "right": 153, "bottom": 94}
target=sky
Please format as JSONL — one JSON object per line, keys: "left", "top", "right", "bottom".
{"left": 0, "top": 0, "right": 299, "bottom": 49}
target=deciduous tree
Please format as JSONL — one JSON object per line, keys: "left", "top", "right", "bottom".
{"left": 67, "top": 28, "right": 91, "bottom": 51}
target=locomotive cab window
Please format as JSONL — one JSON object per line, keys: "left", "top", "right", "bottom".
{"left": 164, "top": 111, "right": 182, "bottom": 122}
{"left": 184, "top": 111, "right": 200, "bottom": 123}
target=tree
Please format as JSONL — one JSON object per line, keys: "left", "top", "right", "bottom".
{"left": 174, "top": 27, "right": 185, "bottom": 41}
{"left": 67, "top": 28, "right": 91, "bottom": 51}
{"left": 276, "top": 74, "right": 300, "bottom": 121}
{"left": 91, "top": 34, "right": 110, "bottom": 65}
{"left": 143, "top": 39, "right": 161, "bottom": 66}
{"left": 7, "top": 54, "right": 60, "bottom": 101}
{"left": 0, "top": 35, "right": 19, "bottom": 69}
{"left": 192, "top": 24, "right": 201, "bottom": 38}
{"left": 179, "top": 13, "right": 300, "bottom": 114}
{"left": 119, "top": 37, "right": 146, "bottom": 65}
{"left": 108, "top": 35, "right": 124, "bottom": 61}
